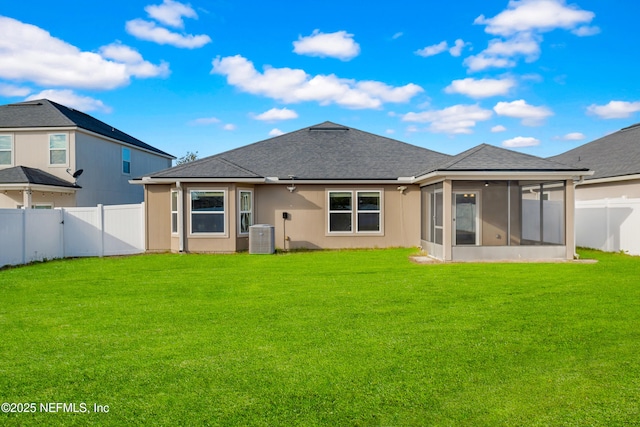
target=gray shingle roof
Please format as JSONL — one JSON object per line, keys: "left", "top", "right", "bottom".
{"left": 145, "top": 122, "right": 590, "bottom": 181}
{"left": 149, "top": 122, "right": 452, "bottom": 180}
{"left": 420, "top": 143, "right": 588, "bottom": 175}
{"left": 549, "top": 123, "right": 640, "bottom": 180}
{"left": 0, "top": 99, "right": 173, "bottom": 158}
{"left": 0, "top": 166, "right": 79, "bottom": 188}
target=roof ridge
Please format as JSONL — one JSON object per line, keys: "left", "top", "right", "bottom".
{"left": 216, "top": 156, "right": 262, "bottom": 177}
{"left": 434, "top": 144, "right": 486, "bottom": 169}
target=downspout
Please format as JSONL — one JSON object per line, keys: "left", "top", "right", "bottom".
{"left": 177, "top": 181, "right": 184, "bottom": 252}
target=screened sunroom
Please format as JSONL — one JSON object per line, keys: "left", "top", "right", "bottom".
{"left": 420, "top": 178, "right": 577, "bottom": 261}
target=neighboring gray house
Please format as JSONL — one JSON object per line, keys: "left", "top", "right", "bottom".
{"left": 549, "top": 122, "right": 640, "bottom": 200}
{"left": 133, "top": 121, "right": 591, "bottom": 261}
{"left": 0, "top": 99, "right": 174, "bottom": 208}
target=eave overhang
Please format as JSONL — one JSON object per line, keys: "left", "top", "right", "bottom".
{"left": 414, "top": 169, "right": 594, "bottom": 185}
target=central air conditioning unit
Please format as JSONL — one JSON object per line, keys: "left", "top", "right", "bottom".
{"left": 249, "top": 224, "right": 275, "bottom": 254}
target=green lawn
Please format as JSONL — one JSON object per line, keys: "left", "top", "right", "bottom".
{"left": 0, "top": 248, "right": 639, "bottom": 426}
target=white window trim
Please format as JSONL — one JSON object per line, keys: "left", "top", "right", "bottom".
{"left": 122, "top": 147, "right": 131, "bottom": 175}
{"left": 328, "top": 190, "right": 354, "bottom": 234}
{"left": 327, "top": 189, "right": 384, "bottom": 235}
{"left": 48, "top": 133, "right": 69, "bottom": 167}
{"left": 237, "top": 188, "right": 253, "bottom": 236}
{"left": 171, "top": 190, "right": 178, "bottom": 235}
{"left": 355, "top": 190, "right": 383, "bottom": 234}
{"left": 188, "top": 188, "right": 228, "bottom": 237}
{"left": 0, "top": 134, "right": 14, "bottom": 167}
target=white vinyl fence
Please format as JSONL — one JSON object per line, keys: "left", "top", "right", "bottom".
{"left": 575, "top": 198, "right": 640, "bottom": 256}
{"left": 0, "top": 203, "right": 145, "bottom": 268}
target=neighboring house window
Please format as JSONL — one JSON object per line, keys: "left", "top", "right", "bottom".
{"left": 0, "top": 135, "right": 13, "bottom": 166}
{"left": 171, "top": 190, "right": 178, "bottom": 234}
{"left": 238, "top": 189, "right": 253, "bottom": 234}
{"left": 191, "top": 190, "right": 225, "bottom": 234}
{"left": 328, "top": 190, "right": 382, "bottom": 234}
{"left": 49, "top": 134, "right": 67, "bottom": 165}
{"left": 33, "top": 204, "right": 53, "bottom": 209}
{"left": 122, "top": 147, "right": 131, "bottom": 174}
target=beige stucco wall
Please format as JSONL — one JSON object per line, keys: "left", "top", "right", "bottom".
{"left": 575, "top": 179, "right": 640, "bottom": 200}
{"left": 0, "top": 190, "right": 76, "bottom": 209}
{"left": 256, "top": 184, "right": 421, "bottom": 250}
{"left": 4, "top": 130, "right": 77, "bottom": 181}
{"left": 144, "top": 182, "right": 422, "bottom": 253}
{"left": 145, "top": 184, "right": 172, "bottom": 252}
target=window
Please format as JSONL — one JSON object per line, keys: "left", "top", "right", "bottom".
{"left": 238, "top": 190, "right": 253, "bottom": 234}
{"left": 329, "top": 191, "right": 353, "bottom": 232}
{"left": 0, "top": 135, "right": 13, "bottom": 166}
{"left": 171, "top": 190, "right": 178, "bottom": 234}
{"left": 49, "top": 134, "right": 67, "bottom": 165}
{"left": 328, "top": 190, "right": 382, "bottom": 234}
{"left": 191, "top": 190, "right": 225, "bottom": 234}
{"left": 122, "top": 147, "right": 131, "bottom": 174}
{"left": 357, "top": 192, "right": 381, "bottom": 232}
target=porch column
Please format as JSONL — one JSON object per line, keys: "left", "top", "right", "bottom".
{"left": 22, "top": 188, "right": 32, "bottom": 209}
{"left": 443, "top": 179, "right": 453, "bottom": 261}
{"left": 565, "top": 179, "right": 576, "bottom": 259}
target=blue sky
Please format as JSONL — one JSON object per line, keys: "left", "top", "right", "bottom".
{"left": 1, "top": 0, "right": 639, "bottom": 160}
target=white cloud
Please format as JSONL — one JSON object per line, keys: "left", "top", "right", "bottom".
{"left": 474, "top": 0, "right": 596, "bottom": 37}
{"left": 572, "top": 25, "right": 600, "bottom": 36}
{"left": 402, "top": 104, "right": 493, "bottom": 134}
{"left": 385, "top": 129, "right": 396, "bottom": 134}
{"left": 254, "top": 107, "right": 298, "bottom": 121}
{"left": 293, "top": 30, "right": 360, "bottom": 61}
{"left": 494, "top": 99, "right": 553, "bottom": 125}
{"left": 587, "top": 101, "right": 640, "bottom": 119}
{"left": 99, "top": 42, "right": 170, "bottom": 78}
{"left": 0, "top": 83, "right": 31, "bottom": 97}
{"left": 445, "top": 78, "right": 515, "bottom": 99}
{"left": 463, "top": 54, "right": 516, "bottom": 72}
{"left": 269, "top": 128, "right": 284, "bottom": 137}
{"left": 26, "top": 90, "right": 111, "bottom": 113}
{"left": 189, "top": 117, "right": 221, "bottom": 125}
{"left": 483, "top": 33, "right": 541, "bottom": 61}
{"left": 464, "top": 33, "right": 541, "bottom": 72}
{"left": 415, "top": 41, "right": 448, "bottom": 57}
{"left": 558, "top": 132, "right": 585, "bottom": 140}
{"left": 416, "top": 39, "right": 468, "bottom": 58}
{"left": 126, "top": 19, "right": 211, "bottom": 48}
{"left": 502, "top": 136, "right": 540, "bottom": 147}
{"left": 491, "top": 125, "right": 507, "bottom": 132}
{"left": 211, "top": 55, "right": 423, "bottom": 110}
{"left": 449, "top": 39, "right": 467, "bottom": 57}
{"left": 392, "top": 32, "right": 404, "bottom": 40}
{"left": 468, "top": 1, "right": 597, "bottom": 72}
{"left": 0, "top": 16, "right": 168, "bottom": 90}
{"left": 223, "top": 123, "right": 236, "bottom": 131}
{"left": 145, "top": 0, "right": 198, "bottom": 28}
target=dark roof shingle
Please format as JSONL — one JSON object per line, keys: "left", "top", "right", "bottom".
{"left": 549, "top": 123, "right": 640, "bottom": 180}
{"left": 0, "top": 166, "right": 79, "bottom": 188}
{"left": 0, "top": 99, "right": 173, "bottom": 158}
{"left": 150, "top": 121, "right": 452, "bottom": 180}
